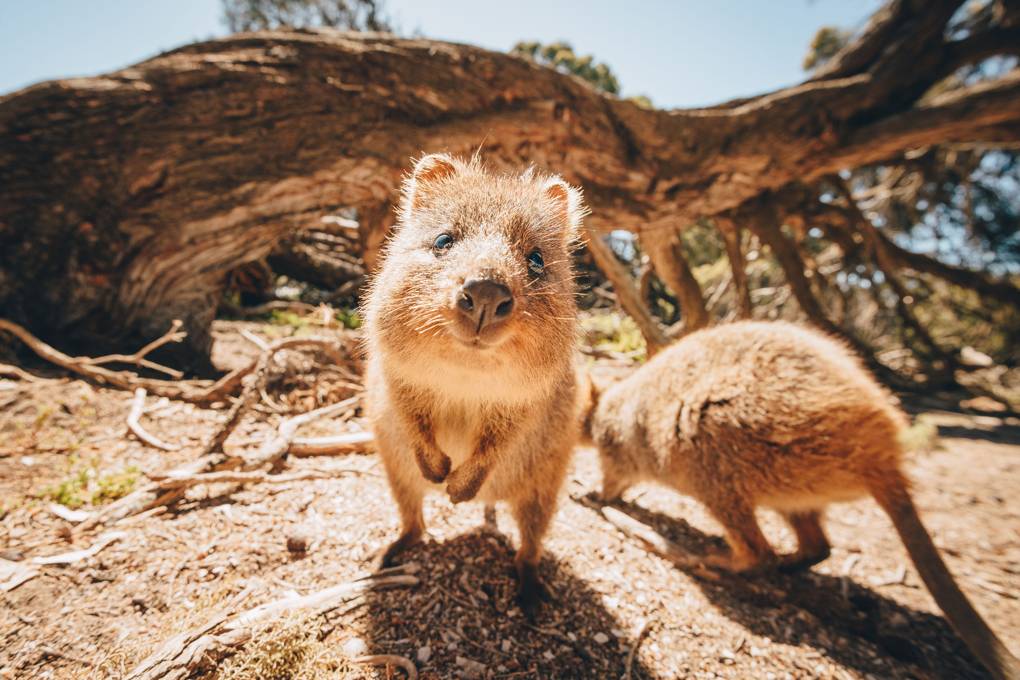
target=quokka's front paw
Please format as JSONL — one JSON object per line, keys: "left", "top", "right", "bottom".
{"left": 415, "top": 448, "right": 451, "bottom": 483}
{"left": 445, "top": 463, "right": 488, "bottom": 504}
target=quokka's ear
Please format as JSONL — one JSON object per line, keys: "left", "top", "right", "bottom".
{"left": 401, "top": 153, "right": 459, "bottom": 213}
{"left": 542, "top": 175, "right": 588, "bottom": 237}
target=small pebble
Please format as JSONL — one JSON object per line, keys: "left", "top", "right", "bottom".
{"left": 501, "top": 639, "right": 511, "bottom": 653}
{"left": 455, "top": 655, "right": 486, "bottom": 679}
{"left": 593, "top": 632, "right": 609, "bottom": 644}
{"left": 286, "top": 532, "right": 310, "bottom": 553}
{"left": 417, "top": 645, "right": 432, "bottom": 663}
{"left": 342, "top": 637, "right": 368, "bottom": 657}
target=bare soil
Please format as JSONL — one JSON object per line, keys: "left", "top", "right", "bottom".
{"left": 1, "top": 322, "right": 1018, "bottom": 679}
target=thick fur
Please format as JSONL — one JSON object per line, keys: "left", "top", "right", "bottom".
{"left": 590, "top": 320, "right": 1019, "bottom": 679}
{"left": 363, "top": 153, "right": 587, "bottom": 615}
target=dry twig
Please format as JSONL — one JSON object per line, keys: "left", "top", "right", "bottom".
{"left": 353, "top": 654, "right": 418, "bottom": 679}
{"left": 623, "top": 619, "right": 652, "bottom": 680}
{"left": 127, "top": 388, "right": 180, "bottom": 451}
{"left": 125, "top": 567, "right": 420, "bottom": 680}
{"left": 80, "top": 395, "right": 364, "bottom": 530}
{"left": 147, "top": 468, "right": 364, "bottom": 490}
{"left": 31, "top": 531, "right": 125, "bottom": 566}
{"left": 0, "top": 318, "right": 219, "bottom": 403}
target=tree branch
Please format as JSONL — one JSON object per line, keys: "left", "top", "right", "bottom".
{"left": 936, "top": 26, "right": 1020, "bottom": 82}
{"left": 642, "top": 228, "right": 709, "bottom": 335}
{"left": 715, "top": 218, "right": 752, "bottom": 319}
{"left": 825, "top": 71, "right": 1020, "bottom": 173}
{"left": 582, "top": 227, "right": 670, "bottom": 354}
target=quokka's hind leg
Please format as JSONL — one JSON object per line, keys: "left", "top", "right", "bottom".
{"left": 778, "top": 510, "right": 831, "bottom": 572}
{"left": 374, "top": 453, "right": 426, "bottom": 570}
{"left": 701, "top": 498, "right": 777, "bottom": 573}
{"left": 509, "top": 491, "right": 557, "bottom": 618}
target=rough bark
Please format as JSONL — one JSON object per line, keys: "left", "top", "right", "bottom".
{"left": 582, "top": 229, "right": 669, "bottom": 354}
{"left": 268, "top": 229, "right": 364, "bottom": 291}
{"left": 716, "top": 218, "right": 752, "bottom": 319}
{"left": 1, "top": 1, "right": 1017, "bottom": 363}
{"left": 746, "top": 203, "right": 844, "bottom": 339}
{"left": 642, "top": 227, "right": 709, "bottom": 334}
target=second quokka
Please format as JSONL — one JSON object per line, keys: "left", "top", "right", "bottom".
{"left": 588, "top": 320, "right": 1019, "bottom": 680}
{"left": 364, "top": 153, "right": 588, "bottom": 615}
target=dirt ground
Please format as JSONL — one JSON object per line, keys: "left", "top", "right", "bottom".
{"left": 1, "top": 322, "right": 1018, "bottom": 679}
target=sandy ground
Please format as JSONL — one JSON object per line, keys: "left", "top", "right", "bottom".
{"left": 1, "top": 323, "right": 1018, "bottom": 679}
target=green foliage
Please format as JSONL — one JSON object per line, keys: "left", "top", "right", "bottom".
{"left": 222, "top": 0, "right": 391, "bottom": 33}
{"left": 92, "top": 466, "right": 141, "bottom": 505}
{"left": 512, "top": 41, "right": 623, "bottom": 95}
{"left": 681, "top": 220, "right": 726, "bottom": 268}
{"left": 626, "top": 95, "right": 654, "bottom": 109}
{"left": 264, "top": 306, "right": 360, "bottom": 329}
{"left": 802, "top": 26, "right": 850, "bottom": 71}
{"left": 580, "top": 311, "right": 647, "bottom": 359}
{"left": 269, "top": 309, "right": 309, "bottom": 328}
{"left": 41, "top": 457, "right": 140, "bottom": 509}
{"left": 335, "top": 307, "right": 362, "bottom": 329}
{"left": 44, "top": 466, "right": 90, "bottom": 509}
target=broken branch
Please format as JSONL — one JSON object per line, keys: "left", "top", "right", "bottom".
{"left": 127, "top": 389, "right": 180, "bottom": 451}
{"left": 125, "top": 567, "right": 420, "bottom": 680}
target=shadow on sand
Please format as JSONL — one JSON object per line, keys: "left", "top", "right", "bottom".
{"left": 594, "top": 496, "right": 992, "bottom": 680}
{"left": 358, "top": 529, "right": 657, "bottom": 679}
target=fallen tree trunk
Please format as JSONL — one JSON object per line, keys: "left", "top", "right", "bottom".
{"left": 1, "top": 3, "right": 1017, "bottom": 365}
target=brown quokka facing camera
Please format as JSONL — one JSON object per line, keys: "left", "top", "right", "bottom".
{"left": 363, "top": 153, "right": 589, "bottom": 615}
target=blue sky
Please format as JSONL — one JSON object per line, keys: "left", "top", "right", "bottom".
{"left": 0, "top": 1, "right": 883, "bottom": 108}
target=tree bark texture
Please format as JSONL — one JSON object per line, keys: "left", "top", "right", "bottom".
{"left": 1, "top": 3, "right": 1018, "bottom": 363}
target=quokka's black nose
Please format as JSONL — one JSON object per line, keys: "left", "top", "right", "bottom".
{"left": 457, "top": 279, "right": 514, "bottom": 332}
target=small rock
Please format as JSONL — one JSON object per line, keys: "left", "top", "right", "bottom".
{"left": 543, "top": 650, "right": 555, "bottom": 661}
{"left": 342, "top": 637, "right": 368, "bottom": 657}
{"left": 286, "top": 532, "right": 310, "bottom": 554}
{"left": 416, "top": 645, "right": 432, "bottom": 663}
{"left": 455, "top": 655, "right": 486, "bottom": 679}
{"left": 961, "top": 346, "right": 994, "bottom": 367}
{"left": 960, "top": 396, "right": 1007, "bottom": 413}
{"left": 593, "top": 632, "right": 609, "bottom": 644}
{"left": 500, "top": 639, "right": 511, "bottom": 653}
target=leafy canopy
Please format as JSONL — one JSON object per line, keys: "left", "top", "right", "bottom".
{"left": 222, "top": 0, "right": 391, "bottom": 33}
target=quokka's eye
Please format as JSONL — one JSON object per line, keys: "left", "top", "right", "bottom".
{"left": 527, "top": 250, "right": 545, "bottom": 275}
{"left": 433, "top": 233, "right": 454, "bottom": 252}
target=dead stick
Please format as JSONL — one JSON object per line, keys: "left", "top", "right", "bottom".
{"left": 127, "top": 389, "right": 180, "bottom": 451}
{"left": 0, "top": 318, "right": 216, "bottom": 402}
{"left": 126, "top": 570, "right": 419, "bottom": 680}
{"left": 600, "top": 506, "right": 699, "bottom": 568}
{"left": 354, "top": 655, "right": 417, "bottom": 680}
{"left": 148, "top": 469, "right": 363, "bottom": 489}
{"left": 289, "top": 430, "right": 374, "bottom": 456}
{"left": 623, "top": 619, "right": 652, "bottom": 680}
